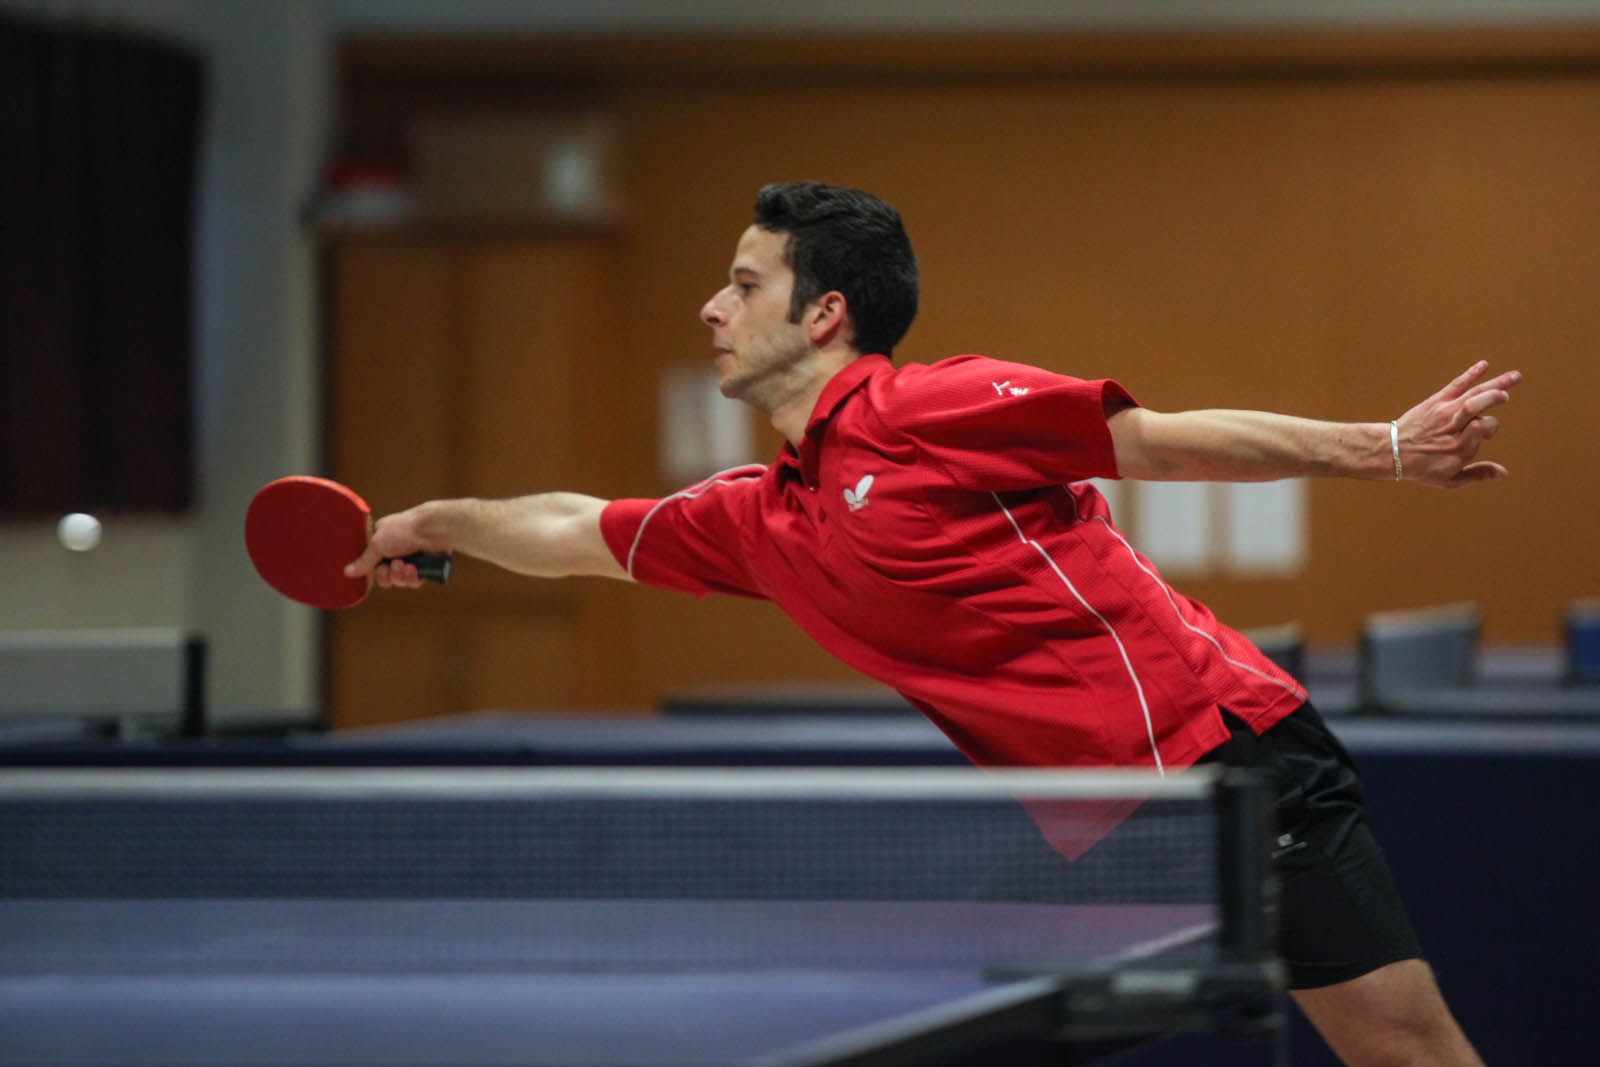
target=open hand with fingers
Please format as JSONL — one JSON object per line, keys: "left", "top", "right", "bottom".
{"left": 1394, "top": 361, "right": 1522, "bottom": 488}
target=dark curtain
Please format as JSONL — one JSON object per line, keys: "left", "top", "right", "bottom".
{"left": 1, "top": 14, "right": 202, "bottom": 513}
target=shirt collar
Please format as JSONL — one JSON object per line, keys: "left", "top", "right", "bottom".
{"left": 803, "top": 354, "right": 891, "bottom": 437}
{"left": 775, "top": 354, "right": 891, "bottom": 485}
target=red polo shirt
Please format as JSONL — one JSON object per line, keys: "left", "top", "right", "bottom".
{"left": 601, "top": 354, "right": 1306, "bottom": 775}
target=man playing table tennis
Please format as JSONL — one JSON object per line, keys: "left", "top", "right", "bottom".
{"left": 351, "top": 181, "right": 1516, "bottom": 1067}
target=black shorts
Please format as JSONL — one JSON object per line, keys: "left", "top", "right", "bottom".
{"left": 1198, "top": 702, "right": 1423, "bottom": 989}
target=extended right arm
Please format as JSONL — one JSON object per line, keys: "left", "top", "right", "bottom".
{"left": 345, "top": 492, "right": 630, "bottom": 587}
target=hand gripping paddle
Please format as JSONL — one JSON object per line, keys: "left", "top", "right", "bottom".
{"left": 245, "top": 476, "right": 451, "bottom": 609}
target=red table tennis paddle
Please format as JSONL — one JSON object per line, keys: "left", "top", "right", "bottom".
{"left": 245, "top": 476, "right": 451, "bottom": 610}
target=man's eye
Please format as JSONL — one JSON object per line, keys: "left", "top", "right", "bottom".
{"left": 738, "top": 283, "right": 756, "bottom": 294}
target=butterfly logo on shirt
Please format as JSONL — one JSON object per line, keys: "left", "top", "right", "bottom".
{"left": 991, "top": 380, "right": 1031, "bottom": 398}
{"left": 843, "top": 474, "right": 875, "bottom": 512}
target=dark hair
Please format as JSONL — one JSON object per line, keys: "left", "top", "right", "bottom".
{"left": 752, "top": 181, "right": 918, "bottom": 357}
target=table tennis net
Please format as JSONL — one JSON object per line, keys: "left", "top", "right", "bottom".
{"left": 1, "top": 768, "right": 1257, "bottom": 974}
{"left": 2, "top": 768, "right": 1228, "bottom": 901}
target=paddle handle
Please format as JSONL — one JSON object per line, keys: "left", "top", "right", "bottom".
{"left": 389, "top": 552, "right": 452, "bottom": 584}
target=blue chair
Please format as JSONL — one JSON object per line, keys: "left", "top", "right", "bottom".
{"left": 1358, "top": 604, "right": 1480, "bottom": 712}
{"left": 1566, "top": 600, "right": 1600, "bottom": 686}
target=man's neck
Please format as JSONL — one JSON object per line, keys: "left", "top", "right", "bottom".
{"left": 768, "top": 347, "right": 860, "bottom": 446}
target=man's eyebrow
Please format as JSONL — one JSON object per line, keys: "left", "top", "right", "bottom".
{"left": 731, "top": 265, "right": 761, "bottom": 280}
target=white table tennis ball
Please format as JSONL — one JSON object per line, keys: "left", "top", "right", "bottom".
{"left": 57, "top": 512, "right": 103, "bottom": 552}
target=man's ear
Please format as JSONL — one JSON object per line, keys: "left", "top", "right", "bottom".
{"left": 806, "top": 291, "right": 852, "bottom": 348}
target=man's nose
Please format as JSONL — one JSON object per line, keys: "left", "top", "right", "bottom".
{"left": 701, "top": 289, "right": 728, "bottom": 326}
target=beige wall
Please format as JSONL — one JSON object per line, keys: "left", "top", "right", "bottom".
{"left": 0, "top": 0, "right": 331, "bottom": 725}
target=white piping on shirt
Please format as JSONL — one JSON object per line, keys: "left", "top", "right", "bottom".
{"left": 991, "top": 492, "right": 1165, "bottom": 775}
{"left": 626, "top": 464, "right": 768, "bottom": 578}
{"left": 1093, "top": 516, "right": 1301, "bottom": 698}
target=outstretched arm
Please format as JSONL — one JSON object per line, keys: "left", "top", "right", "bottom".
{"left": 1107, "top": 361, "right": 1521, "bottom": 488}
{"left": 345, "top": 492, "right": 630, "bottom": 588}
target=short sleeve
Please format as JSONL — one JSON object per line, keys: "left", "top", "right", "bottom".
{"left": 877, "top": 356, "right": 1137, "bottom": 489}
{"left": 599, "top": 466, "right": 769, "bottom": 600}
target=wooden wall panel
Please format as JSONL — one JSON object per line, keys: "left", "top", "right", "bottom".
{"left": 327, "top": 607, "right": 460, "bottom": 729}
{"left": 327, "top": 606, "right": 580, "bottom": 724}
{"left": 458, "top": 613, "right": 579, "bottom": 710}
{"left": 459, "top": 240, "right": 610, "bottom": 497}
{"left": 328, "top": 235, "right": 609, "bottom": 725}
{"left": 330, "top": 239, "right": 459, "bottom": 509}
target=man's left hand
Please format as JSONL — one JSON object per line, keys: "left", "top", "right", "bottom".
{"left": 1395, "top": 362, "right": 1522, "bottom": 488}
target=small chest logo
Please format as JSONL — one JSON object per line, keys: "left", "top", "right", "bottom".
{"left": 1272, "top": 832, "right": 1308, "bottom": 859}
{"left": 843, "top": 474, "right": 874, "bottom": 512}
{"left": 991, "top": 380, "right": 1030, "bottom": 397}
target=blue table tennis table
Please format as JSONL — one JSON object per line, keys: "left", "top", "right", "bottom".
{"left": 2, "top": 898, "right": 1238, "bottom": 1066}
{"left": 6, "top": 708, "right": 1600, "bottom": 1067}
{"left": 0, "top": 766, "right": 1280, "bottom": 1067}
